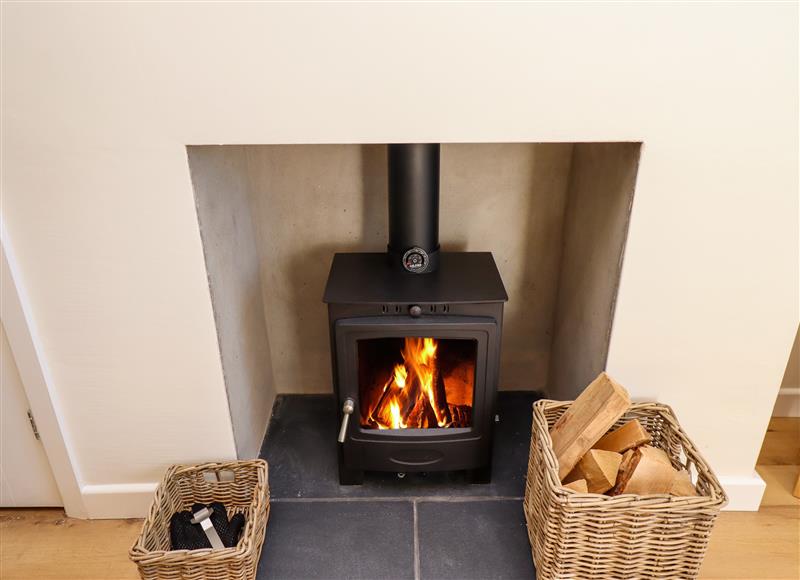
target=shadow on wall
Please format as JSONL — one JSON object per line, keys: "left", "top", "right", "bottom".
{"left": 245, "top": 145, "right": 388, "bottom": 394}
{"left": 438, "top": 144, "right": 577, "bottom": 390}
{"left": 283, "top": 146, "right": 389, "bottom": 397}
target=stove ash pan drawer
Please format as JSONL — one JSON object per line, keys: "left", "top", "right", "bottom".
{"left": 343, "top": 434, "right": 490, "bottom": 473}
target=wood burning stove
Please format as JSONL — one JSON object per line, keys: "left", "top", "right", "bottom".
{"left": 323, "top": 144, "right": 507, "bottom": 485}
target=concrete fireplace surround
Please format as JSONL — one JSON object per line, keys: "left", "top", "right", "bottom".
{"left": 2, "top": 3, "right": 797, "bottom": 518}
{"left": 187, "top": 142, "right": 640, "bottom": 462}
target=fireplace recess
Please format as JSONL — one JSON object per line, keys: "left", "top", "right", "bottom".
{"left": 324, "top": 144, "right": 507, "bottom": 484}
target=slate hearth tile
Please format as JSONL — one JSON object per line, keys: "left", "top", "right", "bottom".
{"left": 259, "top": 395, "right": 340, "bottom": 498}
{"left": 491, "top": 391, "right": 541, "bottom": 496}
{"left": 417, "top": 500, "right": 536, "bottom": 580}
{"left": 257, "top": 500, "right": 414, "bottom": 580}
{"left": 260, "top": 392, "right": 540, "bottom": 499}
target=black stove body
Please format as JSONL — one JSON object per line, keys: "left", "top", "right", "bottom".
{"left": 323, "top": 144, "right": 507, "bottom": 485}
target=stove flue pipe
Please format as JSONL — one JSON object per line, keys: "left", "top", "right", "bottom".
{"left": 387, "top": 143, "right": 440, "bottom": 274}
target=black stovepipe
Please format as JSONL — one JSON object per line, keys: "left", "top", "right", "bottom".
{"left": 387, "top": 143, "right": 440, "bottom": 273}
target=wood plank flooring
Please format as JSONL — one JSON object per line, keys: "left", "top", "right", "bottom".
{"left": 1, "top": 418, "right": 798, "bottom": 579}
{"left": 0, "top": 510, "right": 141, "bottom": 579}
{"left": 701, "top": 504, "right": 799, "bottom": 579}
{"left": 758, "top": 417, "right": 800, "bottom": 466}
{"left": 699, "top": 417, "right": 800, "bottom": 579}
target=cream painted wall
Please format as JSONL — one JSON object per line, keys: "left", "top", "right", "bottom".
{"left": 1, "top": 2, "right": 796, "bottom": 515}
{"left": 0, "top": 323, "right": 62, "bottom": 507}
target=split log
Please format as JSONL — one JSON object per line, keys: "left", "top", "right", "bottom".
{"left": 564, "top": 449, "right": 623, "bottom": 494}
{"left": 593, "top": 419, "right": 651, "bottom": 453}
{"left": 401, "top": 375, "right": 422, "bottom": 421}
{"left": 608, "top": 448, "right": 640, "bottom": 495}
{"left": 622, "top": 446, "right": 677, "bottom": 494}
{"left": 430, "top": 366, "right": 452, "bottom": 426}
{"left": 670, "top": 469, "right": 698, "bottom": 496}
{"left": 563, "top": 479, "right": 588, "bottom": 493}
{"left": 642, "top": 445, "right": 672, "bottom": 466}
{"left": 404, "top": 397, "right": 424, "bottom": 427}
{"left": 405, "top": 395, "right": 437, "bottom": 428}
{"left": 610, "top": 445, "right": 697, "bottom": 496}
{"left": 550, "top": 372, "right": 631, "bottom": 480}
{"left": 369, "top": 380, "right": 395, "bottom": 424}
{"left": 609, "top": 446, "right": 671, "bottom": 495}
{"left": 448, "top": 404, "right": 472, "bottom": 428}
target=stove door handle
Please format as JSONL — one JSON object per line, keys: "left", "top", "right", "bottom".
{"left": 338, "top": 398, "right": 355, "bottom": 443}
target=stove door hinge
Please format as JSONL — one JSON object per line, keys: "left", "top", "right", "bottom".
{"left": 27, "top": 409, "right": 41, "bottom": 440}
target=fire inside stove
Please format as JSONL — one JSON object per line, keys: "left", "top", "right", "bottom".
{"left": 358, "top": 337, "right": 476, "bottom": 430}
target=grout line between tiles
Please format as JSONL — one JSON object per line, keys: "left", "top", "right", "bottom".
{"left": 270, "top": 495, "right": 524, "bottom": 503}
{"left": 413, "top": 500, "right": 421, "bottom": 580}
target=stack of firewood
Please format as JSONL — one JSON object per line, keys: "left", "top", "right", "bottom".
{"left": 550, "top": 372, "right": 698, "bottom": 496}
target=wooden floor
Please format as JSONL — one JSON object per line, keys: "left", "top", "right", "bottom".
{"left": 0, "top": 511, "right": 141, "bottom": 580}
{"left": 699, "top": 417, "right": 800, "bottom": 580}
{"left": 1, "top": 418, "right": 798, "bottom": 580}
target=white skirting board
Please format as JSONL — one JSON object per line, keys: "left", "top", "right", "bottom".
{"left": 719, "top": 472, "right": 767, "bottom": 511}
{"left": 81, "top": 483, "right": 158, "bottom": 519}
{"left": 79, "top": 472, "right": 767, "bottom": 518}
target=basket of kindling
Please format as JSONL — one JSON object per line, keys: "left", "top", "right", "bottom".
{"left": 524, "top": 373, "right": 727, "bottom": 580}
{"left": 130, "top": 459, "right": 269, "bottom": 580}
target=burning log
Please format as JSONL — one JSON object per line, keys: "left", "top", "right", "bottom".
{"left": 448, "top": 404, "right": 472, "bottom": 428}
{"left": 401, "top": 374, "right": 423, "bottom": 423}
{"left": 406, "top": 396, "right": 438, "bottom": 428}
{"left": 368, "top": 380, "right": 394, "bottom": 425}
{"left": 431, "top": 366, "right": 452, "bottom": 426}
{"left": 363, "top": 337, "right": 475, "bottom": 430}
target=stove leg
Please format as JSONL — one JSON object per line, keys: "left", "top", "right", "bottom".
{"left": 338, "top": 449, "right": 364, "bottom": 485}
{"left": 468, "top": 463, "right": 492, "bottom": 484}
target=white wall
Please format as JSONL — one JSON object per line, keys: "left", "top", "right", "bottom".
{"left": 1, "top": 2, "right": 796, "bottom": 515}
{"left": 0, "top": 323, "right": 62, "bottom": 507}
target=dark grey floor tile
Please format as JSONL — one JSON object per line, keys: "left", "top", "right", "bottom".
{"left": 259, "top": 395, "right": 340, "bottom": 499}
{"left": 491, "top": 392, "right": 541, "bottom": 496}
{"left": 257, "top": 500, "right": 415, "bottom": 580}
{"left": 260, "top": 392, "right": 540, "bottom": 499}
{"left": 417, "top": 500, "right": 536, "bottom": 580}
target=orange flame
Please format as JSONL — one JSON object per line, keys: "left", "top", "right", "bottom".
{"left": 363, "top": 337, "right": 473, "bottom": 430}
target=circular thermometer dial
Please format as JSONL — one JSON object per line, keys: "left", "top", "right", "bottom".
{"left": 402, "top": 247, "right": 429, "bottom": 273}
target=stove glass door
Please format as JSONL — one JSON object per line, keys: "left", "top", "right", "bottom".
{"left": 357, "top": 337, "right": 477, "bottom": 430}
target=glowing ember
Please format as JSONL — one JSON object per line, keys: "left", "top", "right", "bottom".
{"left": 361, "top": 337, "right": 473, "bottom": 429}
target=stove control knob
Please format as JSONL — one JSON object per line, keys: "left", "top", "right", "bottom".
{"left": 409, "top": 305, "right": 423, "bottom": 318}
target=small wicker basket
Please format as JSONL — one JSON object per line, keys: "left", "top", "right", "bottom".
{"left": 130, "top": 459, "right": 269, "bottom": 580}
{"left": 524, "top": 400, "right": 727, "bottom": 580}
